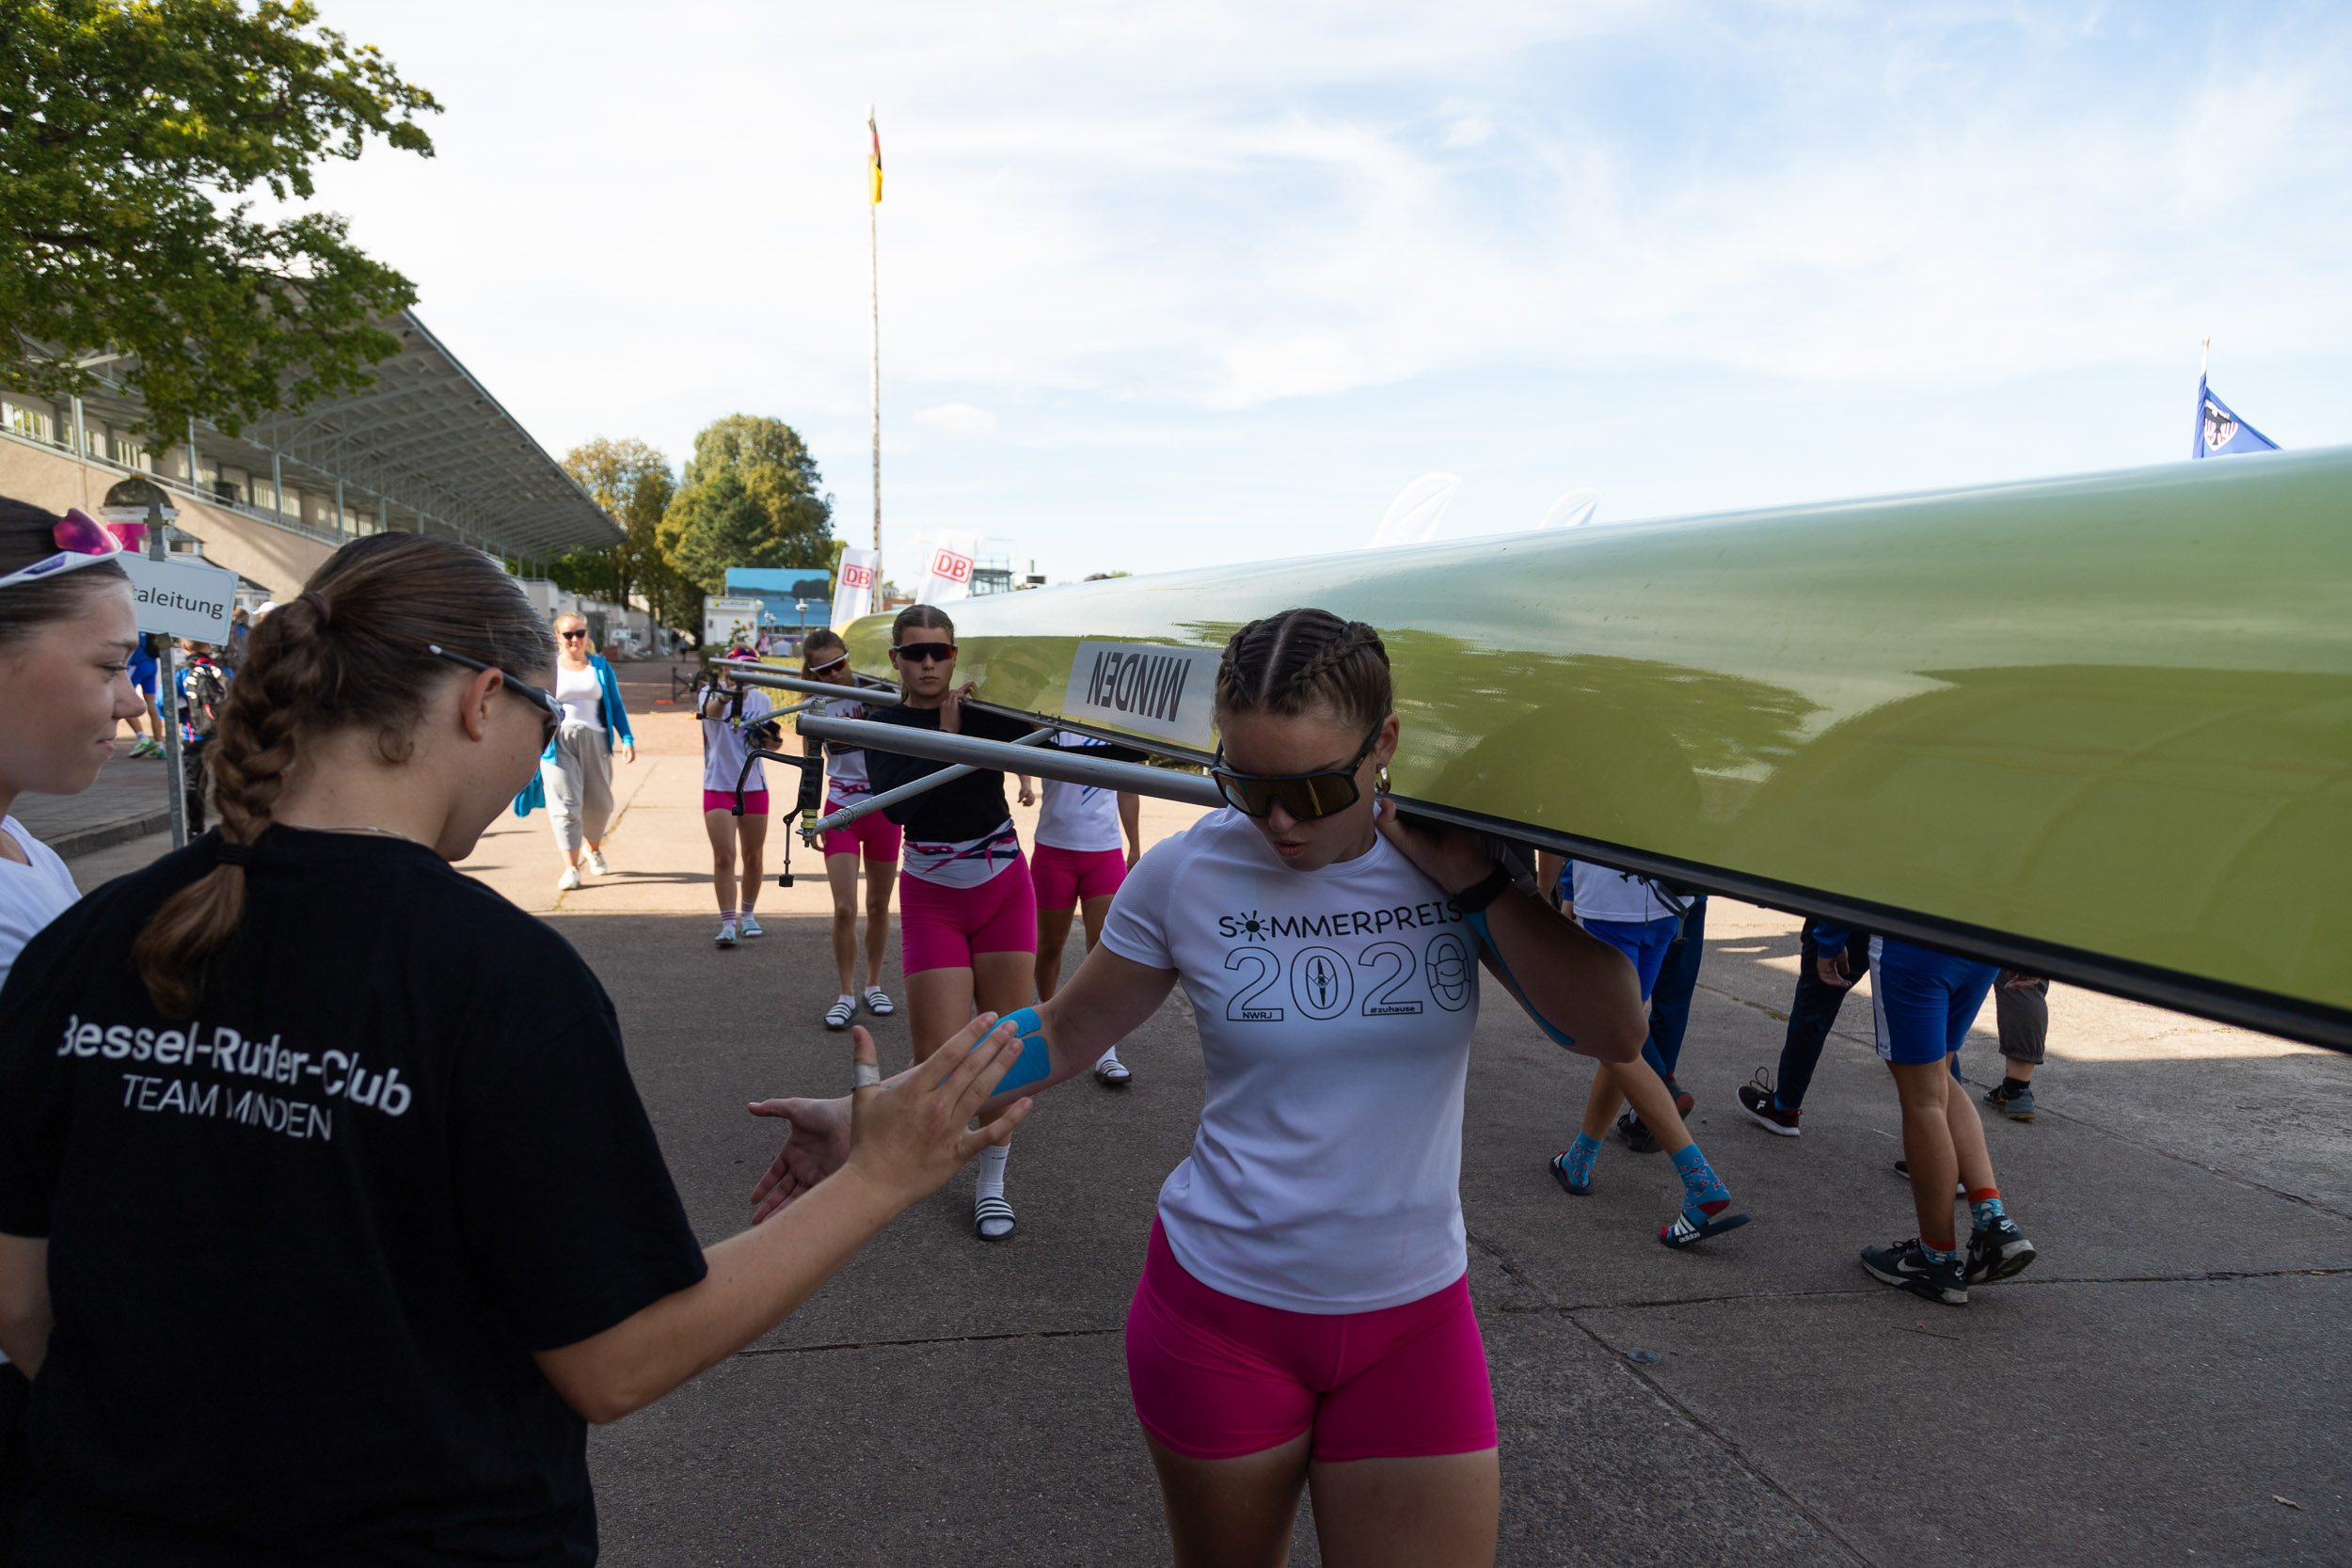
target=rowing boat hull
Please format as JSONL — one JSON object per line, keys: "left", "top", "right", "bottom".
{"left": 844, "top": 448, "right": 2352, "bottom": 1045}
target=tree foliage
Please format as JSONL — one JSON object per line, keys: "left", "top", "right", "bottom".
{"left": 663, "top": 413, "right": 833, "bottom": 594}
{"left": 0, "top": 0, "right": 440, "bottom": 444}
{"left": 557, "top": 436, "right": 694, "bottom": 626}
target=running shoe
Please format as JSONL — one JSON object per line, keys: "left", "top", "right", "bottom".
{"left": 557, "top": 865, "right": 582, "bottom": 892}
{"left": 1892, "top": 1159, "right": 1968, "bottom": 1197}
{"left": 1094, "top": 1054, "right": 1133, "bottom": 1087}
{"left": 862, "top": 987, "right": 895, "bottom": 1017}
{"left": 1966, "top": 1216, "right": 2039, "bottom": 1286}
{"left": 129, "top": 736, "right": 158, "bottom": 758}
{"left": 584, "top": 847, "right": 611, "bottom": 876}
{"left": 823, "top": 998, "right": 855, "bottom": 1030}
{"left": 739, "top": 912, "right": 764, "bottom": 938}
{"left": 714, "top": 921, "right": 739, "bottom": 949}
{"left": 1982, "top": 1080, "right": 2037, "bottom": 1121}
{"left": 1665, "top": 1075, "right": 1694, "bottom": 1117}
{"left": 1614, "top": 1109, "right": 1663, "bottom": 1154}
{"left": 1738, "top": 1071, "right": 1801, "bottom": 1136}
{"left": 1861, "top": 1238, "right": 1966, "bottom": 1306}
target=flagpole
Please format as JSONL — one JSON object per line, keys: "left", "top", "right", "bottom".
{"left": 2201, "top": 338, "right": 2209, "bottom": 378}
{"left": 868, "top": 105, "right": 882, "bottom": 586}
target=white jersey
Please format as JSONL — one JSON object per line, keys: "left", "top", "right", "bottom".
{"left": 1033, "top": 731, "right": 1125, "bottom": 853}
{"left": 1567, "top": 862, "right": 1678, "bottom": 925}
{"left": 818, "top": 694, "right": 873, "bottom": 797}
{"left": 0, "top": 815, "right": 78, "bottom": 1367}
{"left": 701, "top": 688, "right": 773, "bottom": 794}
{"left": 1101, "top": 808, "right": 1480, "bottom": 1314}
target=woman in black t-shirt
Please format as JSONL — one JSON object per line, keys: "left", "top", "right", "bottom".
{"left": 861, "top": 605, "right": 1043, "bottom": 1242}
{"left": 0, "top": 535, "right": 1033, "bottom": 1566}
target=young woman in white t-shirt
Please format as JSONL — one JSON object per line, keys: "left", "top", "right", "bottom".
{"left": 0, "top": 498, "right": 144, "bottom": 1558}
{"left": 1019, "top": 732, "right": 1144, "bottom": 1084}
{"left": 802, "top": 629, "right": 899, "bottom": 1030}
{"left": 750, "top": 609, "right": 1656, "bottom": 1567}
{"left": 698, "top": 652, "right": 776, "bottom": 948}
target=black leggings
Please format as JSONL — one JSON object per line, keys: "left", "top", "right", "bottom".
{"left": 1773, "top": 925, "right": 1871, "bottom": 1112}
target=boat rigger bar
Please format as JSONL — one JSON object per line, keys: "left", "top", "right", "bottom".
{"left": 798, "top": 717, "right": 1223, "bottom": 835}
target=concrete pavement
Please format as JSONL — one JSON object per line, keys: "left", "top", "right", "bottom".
{"left": 56, "top": 660, "right": 2352, "bottom": 1564}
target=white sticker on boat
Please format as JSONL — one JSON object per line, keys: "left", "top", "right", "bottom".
{"left": 1062, "top": 641, "right": 1221, "bottom": 751}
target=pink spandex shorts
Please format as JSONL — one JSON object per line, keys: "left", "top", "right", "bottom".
{"left": 898, "top": 859, "right": 1038, "bottom": 974}
{"left": 1124, "top": 1219, "right": 1497, "bottom": 1464}
{"left": 703, "top": 788, "right": 768, "bottom": 816}
{"left": 1029, "top": 844, "right": 1127, "bottom": 911}
{"left": 820, "top": 794, "right": 901, "bottom": 862}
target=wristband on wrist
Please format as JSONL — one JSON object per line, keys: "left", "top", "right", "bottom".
{"left": 1447, "top": 863, "right": 1515, "bottom": 914}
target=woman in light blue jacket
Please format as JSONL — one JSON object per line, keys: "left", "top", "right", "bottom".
{"left": 513, "top": 613, "right": 635, "bottom": 890}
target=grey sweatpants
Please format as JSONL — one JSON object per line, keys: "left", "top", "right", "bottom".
{"left": 543, "top": 720, "right": 613, "bottom": 852}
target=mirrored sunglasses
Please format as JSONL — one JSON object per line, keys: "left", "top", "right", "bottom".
{"left": 1210, "top": 721, "right": 1385, "bottom": 822}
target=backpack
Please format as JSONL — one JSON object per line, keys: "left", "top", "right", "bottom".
{"left": 183, "top": 661, "right": 228, "bottom": 739}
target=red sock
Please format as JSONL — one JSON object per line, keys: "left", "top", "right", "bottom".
{"left": 1966, "top": 1186, "right": 2000, "bottom": 1205}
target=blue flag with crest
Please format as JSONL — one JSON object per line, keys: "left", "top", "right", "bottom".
{"left": 2191, "top": 375, "right": 2280, "bottom": 459}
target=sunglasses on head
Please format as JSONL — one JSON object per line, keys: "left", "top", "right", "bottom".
{"left": 1211, "top": 721, "right": 1386, "bottom": 821}
{"left": 0, "top": 509, "right": 128, "bottom": 594}
{"left": 427, "top": 644, "right": 563, "bottom": 745}
{"left": 892, "top": 641, "right": 958, "bottom": 663}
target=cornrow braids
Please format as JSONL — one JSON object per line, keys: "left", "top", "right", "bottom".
{"left": 133, "top": 533, "right": 556, "bottom": 1018}
{"left": 1213, "top": 608, "right": 1392, "bottom": 732}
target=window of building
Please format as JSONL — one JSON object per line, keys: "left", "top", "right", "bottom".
{"left": 0, "top": 399, "right": 53, "bottom": 444}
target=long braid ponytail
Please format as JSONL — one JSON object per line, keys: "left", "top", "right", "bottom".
{"left": 132, "top": 534, "right": 555, "bottom": 1017}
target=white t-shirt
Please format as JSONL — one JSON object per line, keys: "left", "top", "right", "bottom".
{"left": 0, "top": 816, "right": 77, "bottom": 1367}
{"left": 1100, "top": 808, "right": 1481, "bottom": 1314}
{"left": 818, "top": 694, "right": 873, "bottom": 797}
{"left": 0, "top": 816, "right": 78, "bottom": 996}
{"left": 701, "top": 688, "right": 773, "bottom": 794}
{"left": 1567, "top": 862, "right": 1678, "bottom": 925}
{"left": 554, "top": 662, "right": 603, "bottom": 728}
{"left": 1034, "top": 732, "right": 1125, "bottom": 853}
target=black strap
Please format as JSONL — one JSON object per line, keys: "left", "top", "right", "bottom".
{"left": 215, "top": 840, "right": 254, "bottom": 869}
{"left": 1447, "top": 863, "right": 1515, "bottom": 914}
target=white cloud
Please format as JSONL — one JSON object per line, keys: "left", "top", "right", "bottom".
{"left": 912, "top": 401, "right": 996, "bottom": 434}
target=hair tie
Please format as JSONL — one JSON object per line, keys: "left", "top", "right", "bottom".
{"left": 297, "top": 590, "right": 332, "bottom": 626}
{"left": 215, "top": 840, "right": 254, "bottom": 869}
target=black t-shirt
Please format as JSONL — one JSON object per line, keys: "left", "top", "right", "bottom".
{"left": 866, "top": 702, "right": 1038, "bottom": 842}
{"left": 0, "top": 829, "right": 707, "bottom": 1566}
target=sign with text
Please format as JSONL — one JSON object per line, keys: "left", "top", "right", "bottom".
{"left": 1060, "top": 641, "right": 1221, "bottom": 752}
{"left": 832, "top": 547, "right": 879, "bottom": 629}
{"left": 704, "top": 595, "right": 761, "bottom": 652}
{"left": 919, "top": 530, "right": 979, "bottom": 605}
{"left": 118, "top": 554, "right": 236, "bottom": 641}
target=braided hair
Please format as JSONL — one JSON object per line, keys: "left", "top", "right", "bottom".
{"left": 1213, "top": 608, "right": 1391, "bottom": 732}
{"left": 132, "top": 533, "right": 557, "bottom": 1017}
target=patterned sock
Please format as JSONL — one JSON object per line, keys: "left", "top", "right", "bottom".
{"left": 1922, "top": 1240, "right": 1962, "bottom": 1266}
{"left": 1969, "top": 1188, "right": 2006, "bottom": 1231}
{"left": 1561, "top": 1132, "right": 1601, "bottom": 1189}
{"left": 1670, "top": 1142, "right": 1733, "bottom": 1227}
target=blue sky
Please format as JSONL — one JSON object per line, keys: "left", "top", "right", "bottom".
{"left": 305, "top": 1, "right": 2352, "bottom": 580}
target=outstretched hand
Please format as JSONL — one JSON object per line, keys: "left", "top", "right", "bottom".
{"left": 747, "top": 1017, "right": 1034, "bottom": 1224}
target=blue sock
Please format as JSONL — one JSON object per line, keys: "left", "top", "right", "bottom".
{"left": 1970, "top": 1193, "right": 2007, "bottom": 1232}
{"left": 1559, "top": 1132, "right": 1601, "bottom": 1189}
{"left": 1670, "top": 1142, "right": 1732, "bottom": 1225}
{"left": 1922, "top": 1241, "right": 1961, "bottom": 1266}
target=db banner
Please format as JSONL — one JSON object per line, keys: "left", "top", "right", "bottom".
{"left": 920, "top": 530, "right": 980, "bottom": 605}
{"left": 831, "top": 547, "right": 880, "bottom": 629}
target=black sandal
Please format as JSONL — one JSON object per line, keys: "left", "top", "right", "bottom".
{"left": 974, "top": 1195, "right": 1016, "bottom": 1242}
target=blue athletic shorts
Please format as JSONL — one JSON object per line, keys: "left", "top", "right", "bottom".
{"left": 1867, "top": 936, "right": 1998, "bottom": 1066}
{"left": 1581, "top": 915, "right": 1682, "bottom": 1001}
{"left": 129, "top": 657, "right": 156, "bottom": 697}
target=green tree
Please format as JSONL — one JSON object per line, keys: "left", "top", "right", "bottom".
{"left": 662, "top": 413, "right": 833, "bottom": 592}
{"left": 0, "top": 1, "right": 439, "bottom": 445}
{"left": 558, "top": 436, "right": 686, "bottom": 617}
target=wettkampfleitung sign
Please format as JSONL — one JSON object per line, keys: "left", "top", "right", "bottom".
{"left": 117, "top": 554, "right": 236, "bottom": 641}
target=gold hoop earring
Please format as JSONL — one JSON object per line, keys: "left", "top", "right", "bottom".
{"left": 1376, "top": 763, "right": 1391, "bottom": 795}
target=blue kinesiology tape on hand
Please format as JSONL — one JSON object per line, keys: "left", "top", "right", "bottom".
{"left": 984, "top": 1006, "right": 1054, "bottom": 1094}
{"left": 1463, "top": 911, "right": 1580, "bottom": 1051}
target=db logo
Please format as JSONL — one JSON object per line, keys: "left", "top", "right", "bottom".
{"left": 840, "top": 562, "right": 874, "bottom": 589}
{"left": 932, "top": 550, "right": 974, "bottom": 583}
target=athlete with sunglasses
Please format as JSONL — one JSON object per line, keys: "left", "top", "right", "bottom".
{"left": 750, "top": 608, "right": 1650, "bottom": 1567}
{"left": 856, "top": 605, "right": 1044, "bottom": 1241}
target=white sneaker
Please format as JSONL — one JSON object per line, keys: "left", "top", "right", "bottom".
{"left": 583, "top": 848, "right": 610, "bottom": 876}
{"left": 557, "top": 865, "right": 582, "bottom": 892}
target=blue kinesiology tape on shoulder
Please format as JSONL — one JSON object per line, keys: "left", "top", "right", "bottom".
{"left": 1464, "top": 911, "right": 1580, "bottom": 1051}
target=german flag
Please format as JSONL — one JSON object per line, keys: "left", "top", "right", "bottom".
{"left": 868, "top": 110, "right": 882, "bottom": 204}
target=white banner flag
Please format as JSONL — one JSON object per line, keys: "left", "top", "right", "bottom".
{"left": 831, "top": 547, "right": 879, "bottom": 629}
{"left": 919, "top": 530, "right": 980, "bottom": 604}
